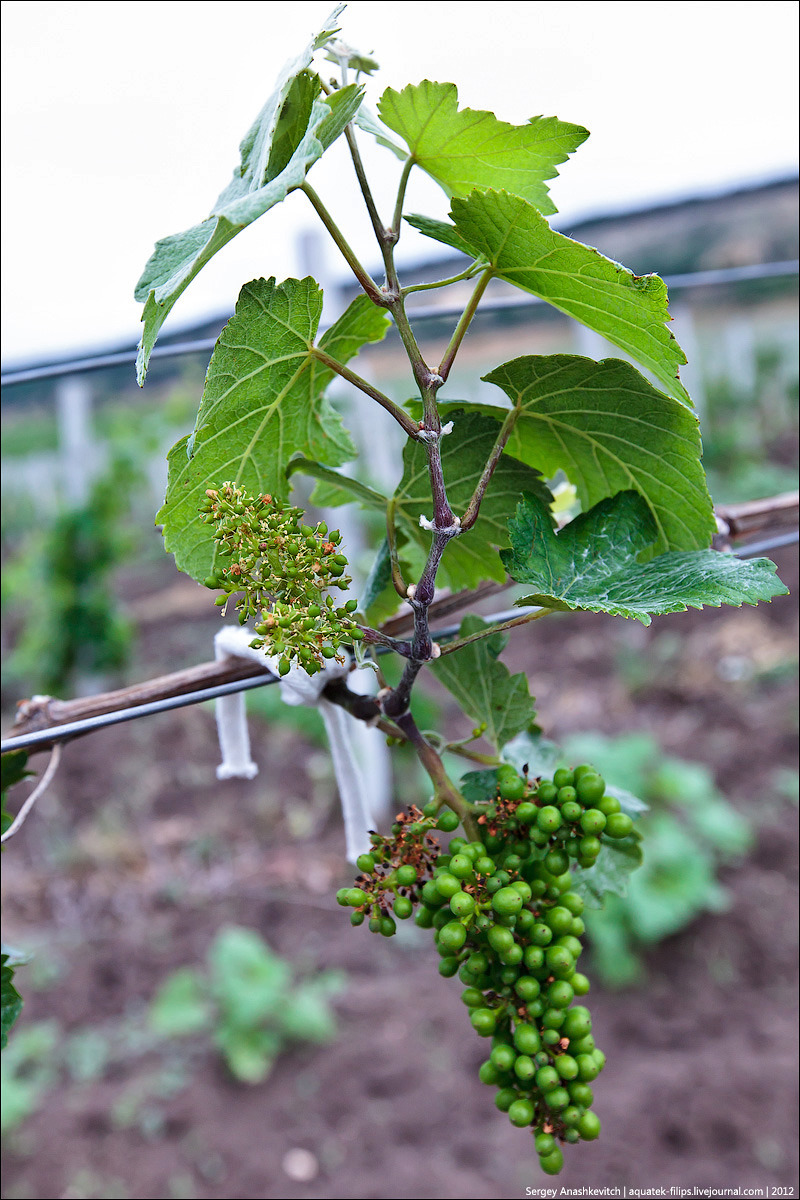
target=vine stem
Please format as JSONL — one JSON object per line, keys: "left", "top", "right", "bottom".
{"left": 437, "top": 607, "right": 553, "bottom": 656}
{"left": 392, "top": 711, "right": 479, "bottom": 839}
{"left": 310, "top": 347, "right": 420, "bottom": 439}
{"left": 460, "top": 404, "right": 520, "bottom": 531}
{"left": 301, "top": 183, "right": 383, "bottom": 304}
{"left": 437, "top": 269, "right": 492, "bottom": 382}
{"left": 390, "top": 157, "right": 414, "bottom": 236}
{"left": 1, "top": 744, "right": 62, "bottom": 843}
{"left": 402, "top": 264, "right": 483, "bottom": 296}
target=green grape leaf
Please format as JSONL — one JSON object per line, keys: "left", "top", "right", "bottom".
{"left": 287, "top": 458, "right": 389, "bottom": 511}
{"left": 2, "top": 750, "right": 33, "bottom": 837}
{"left": 459, "top": 768, "right": 500, "bottom": 806}
{"left": 570, "top": 835, "right": 643, "bottom": 909}
{"left": 135, "top": 4, "right": 360, "bottom": 382}
{"left": 1, "top": 955, "right": 23, "bottom": 1049}
{"left": 403, "top": 212, "right": 483, "bottom": 258}
{"left": 501, "top": 732, "right": 564, "bottom": 781}
{"left": 360, "top": 539, "right": 398, "bottom": 625}
{"left": 623, "top": 814, "right": 727, "bottom": 941}
{"left": 158, "top": 282, "right": 389, "bottom": 582}
{"left": 149, "top": 968, "right": 213, "bottom": 1038}
{"left": 471, "top": 354, "right": 715, "bottom": 555}
{"left": 393, "top": 410, "right": 553, "bottom": 591}
{"left": 502, "top": 489, "right": 789, "bottom": 625}
{"left": 447, "top": 190, "right": 690, "bottom": 405}
{"left": 378, "top": 81, "right": 588, "bottom": 216}
{"left": 430, "top": 615, "right": 536, "bottom": 752}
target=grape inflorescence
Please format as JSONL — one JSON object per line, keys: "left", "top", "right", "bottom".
{"left": 201, "top": 483, "right": 361, "bottom": 675}
{"left": 337, "top": 762, "right": 632, "bottom": 1175}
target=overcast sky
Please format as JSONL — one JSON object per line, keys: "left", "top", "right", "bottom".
{"left": 1, "top": 0, "right": 797, "bottom": 363}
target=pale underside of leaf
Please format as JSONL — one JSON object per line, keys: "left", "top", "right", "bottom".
{"left": 377, "top": 80, "right": 588, "bottom": 216}
{"left": 135, "top": 5, "right": 360, "bottom": 383}
{"left": 502, "top": 489, "right": 789, "bottom": 625}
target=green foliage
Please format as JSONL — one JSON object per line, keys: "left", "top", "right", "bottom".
{"left": 134, "top": 4, "right": 359, "bottom": 382}
{"left": 0, "top": 1021, "right": 58, "bottom": 1132}
{"left": 501, "top": 490, "right": 788, "bottom": 623}
{"left": 430, "top": 615, "right": 536, "bottom": 751}
{"left": 377, "top": 80, "right": 588, "bottom": 216}
{"left": 562, "top": 732, "right": 753, "bottom": 987}
{"left": 149, "top": 926, "right": 342, "bottom": 1084}
{"left": 2, "top": 750, "right": 33, "bottom": 838}
{"left": 158, "top": 283, "right": 387, "bottom": 583}
{"left": 408, "top": 191, "right": 690, "bottom": 404}
{"left": 1, "top": 954, "right": 24, "bottom": 1049}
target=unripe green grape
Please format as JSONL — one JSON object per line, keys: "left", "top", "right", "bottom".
{"left": 556, "top": 933, "right": 584, "bottom": 958}
{"left": 514, "top": 1054, "right": 535, "bottom": 1081}
{"left": 438, "top": 956, "right": 459, "bottom": 977}
{"left": 490, "top": 1043, "right": 517, "bottom": 1072}
{"left": 508, "top": 1098, "right": 535, "bottom": 1127}
{"left": 562, "top": 1105, "right": 581, "bottom": 1127}
{"left": 555, "top": 1053, "right": 579, "bottom": 1080}
{"left": 356, "top": 853, "right": 375, "bottom": 874}
{"left": 572, "top": 764, "right": 595, "bottom": 782}
{"left": 346, "top": 888, "right": 368, "bottom": 907}
{"left": 537, "top": 805, "right": 562, "bottom": 833}
{"left": 439, "top": 922, "right": 467, "bottom": 952}
{"left": 534, "top": 1132, "right": 555, "bottom": 1157}
{"left": 571, "top": 917, "right": 585, "bottom": 936}
{"left": 593, "top": 1049, "right": 606, "bottom": 1072}
{"left": 528, "top": 876, "right": 548, "bottom": 896}
{"left": 577, "top": 1110, "right": 601, "bottom": 1140}
{"left": 396, "top": 864, "right": 418, "bottom": 887}
{"left": 434, "top": 872, "right": 462, "bottom": 899}
{"left": 571, "top": 973, "right": 591, "bottom": 996}
{"left": 547, "top": 980, "right": 574, "bottom": 1009}
{"left": 515, "top": 802, "right": 538, "bottom": 825}
{"left": 478, "top": 1059, "right": 500, "bottom": 1085}
{"left": 415, "top": 906, "right": 434, "bottom": 929}
{"left": 564, "top": 1127, "right": 580, "bottom": 1144}
{"left": 524, "top": 945, "right": 545, "bottom": 971}
{"left": 530, "top": 829, "right": 550, "bottom": 848}
{"left": 502, "top": 853, "right": 523, "bottom": 872}
{"left": 485, "top": 876, "right": 505, "bottom": 895}
{"left": 450, "top": 892, "right": 475, "bottom": 917}
{"left": 499, "top": 774, "right": 526, "bottom": 801}
{"left": 516, "top": 910, "right": 535, "bottom": 933}
{"left": 487, "top": 925, "right": 515, "bottom": 955}
{"left": 461, "top": 987, "right": 485, "bottom": 1008}
{"left": 421, "top": 880, "right": 445, "bottom": 907}
{"left": 531, "top": 923, "right": 554, "bottom": 946}
{"left": 546, "top": 945, "right": 575, "bottom": 976}
{"left": 569, "top": 1033, "right": 595, "bottom": 1055}
{"left": 542, "top": 1028, "right": 561, "bottom": 1046}
{"left": 380, "top": 916, "right": 396, "bottom": 937}
{"left": 448, "top": 837, "right": 467, "bottom": 855}
{"left": 394, "top": 896, "right": 413, "bottom": 920}
{"left": 475, "top": 856, "right": 496, "bottom": 875}
{"left": 545, "top": 850, "right": 569, "bottom": 876}
{"left": 449, "top": 853, "right": 474, "bottom": 879}
{"left": 605, "top": 812, "right": 634, "bottom": 839}
{"left": 553, "top": 768, "right": 575, "bottom": 789}
{"left": 499, "top": 965, "right": 520, "bottom": 986}
{"left": 562, "top": 1006, "right": 592, "bottom": 1040}
{"left": 474, "top": 913, "right": 492, "bottom": 933}
{"left": 470, "top": 1007, "right": 497, "bottom": 1036}
{"left": 336, "top": 888, "right": 350, "bottom": 907}
{"left": 492, "top": 886, "right": 524, "bottom": 917}
{"left": 580, "top": 809, "right": 607, "bottom": 835}
{"left": 541, "top": 1007, "right": 566, "bottom": 1030}
{"left": 535, "top": 1065, "right": 559, "bottom": 1092}
{"left": 468, "top": 951, "right": 489, "bottom": 975}
{"left": 578, "top": 836, "right": 601, "bottom": 859}
{"left": 350, "top": 911, "right": 365, "bottom": 926}
{"left": 598, "top": 794, "right": 621, "bottom": 816}
{"left": 561, "top": 801, "right": 583, "bottom": 823}
{"left": 513, "top": 1024, "right": 541, "bottom": 1056}
{"left": 514, "top": 975, "right": 541, "bottom": 1002}
{"left": 511, "top": 879, "right": 532, "bottom": 902}
{"left": 458, "top": 965, "right": 479, "bottom": 986}
{"left": 557, "top": 786, "right": 578, "bottom": 806}
{"left": 433, "top": 908, "right": 453, "bottom": 931}
{"left": 495, "top": 1087, "right": 519, "bottom": 1113}
{"left": 539, "top": 1147, "right": 564, "bottom": 1176}
{"left": 436, "top": 810, "right": 460, "bottom": 833}
{"left": 576, "top": 774, "right": 605, "bottom": 804}
{"left": 528, "top": 998, "right": 545, "bottom": 1018}
{"left": 546, "top": 1086, "right": 570, "bottom": 1110}
{"left": 499, "top": 942, "right": 523, "bottom": 966}
{"left": 544, "top": 906, "right": 574, "bottom": 936}
{"left": 569, "top": 1083, "right": 594, "bottom": 1107}
{"left": 536, "top": 782, "right": 558, "bottom": 804}
{"left": 576, "top": 1053, "right": 600, "bottom": 1081}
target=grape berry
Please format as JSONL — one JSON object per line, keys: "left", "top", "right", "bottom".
{"left": 337, "top": 763, "right": 630, "bottom": 1175}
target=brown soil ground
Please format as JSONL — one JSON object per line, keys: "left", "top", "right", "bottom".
{"left": 1, "top": 545, "right": 798, "bottom": 1200}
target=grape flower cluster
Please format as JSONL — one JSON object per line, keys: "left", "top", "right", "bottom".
{"left": 201, "top": 483, "right": 362, "bottom": 675}
{"left": 337, "top": 761, "right": 636, "bottom": 1175}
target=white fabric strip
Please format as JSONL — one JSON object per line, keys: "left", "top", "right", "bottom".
{"left": 213, "top": 626, "right": 375, "bottom": 862}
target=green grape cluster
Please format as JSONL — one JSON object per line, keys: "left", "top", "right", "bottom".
{"left": 200, "top": 483, "right": 363, "bottom": 675}
{"left": 338, "top": 762, "right": 634, "bottom": 1175}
